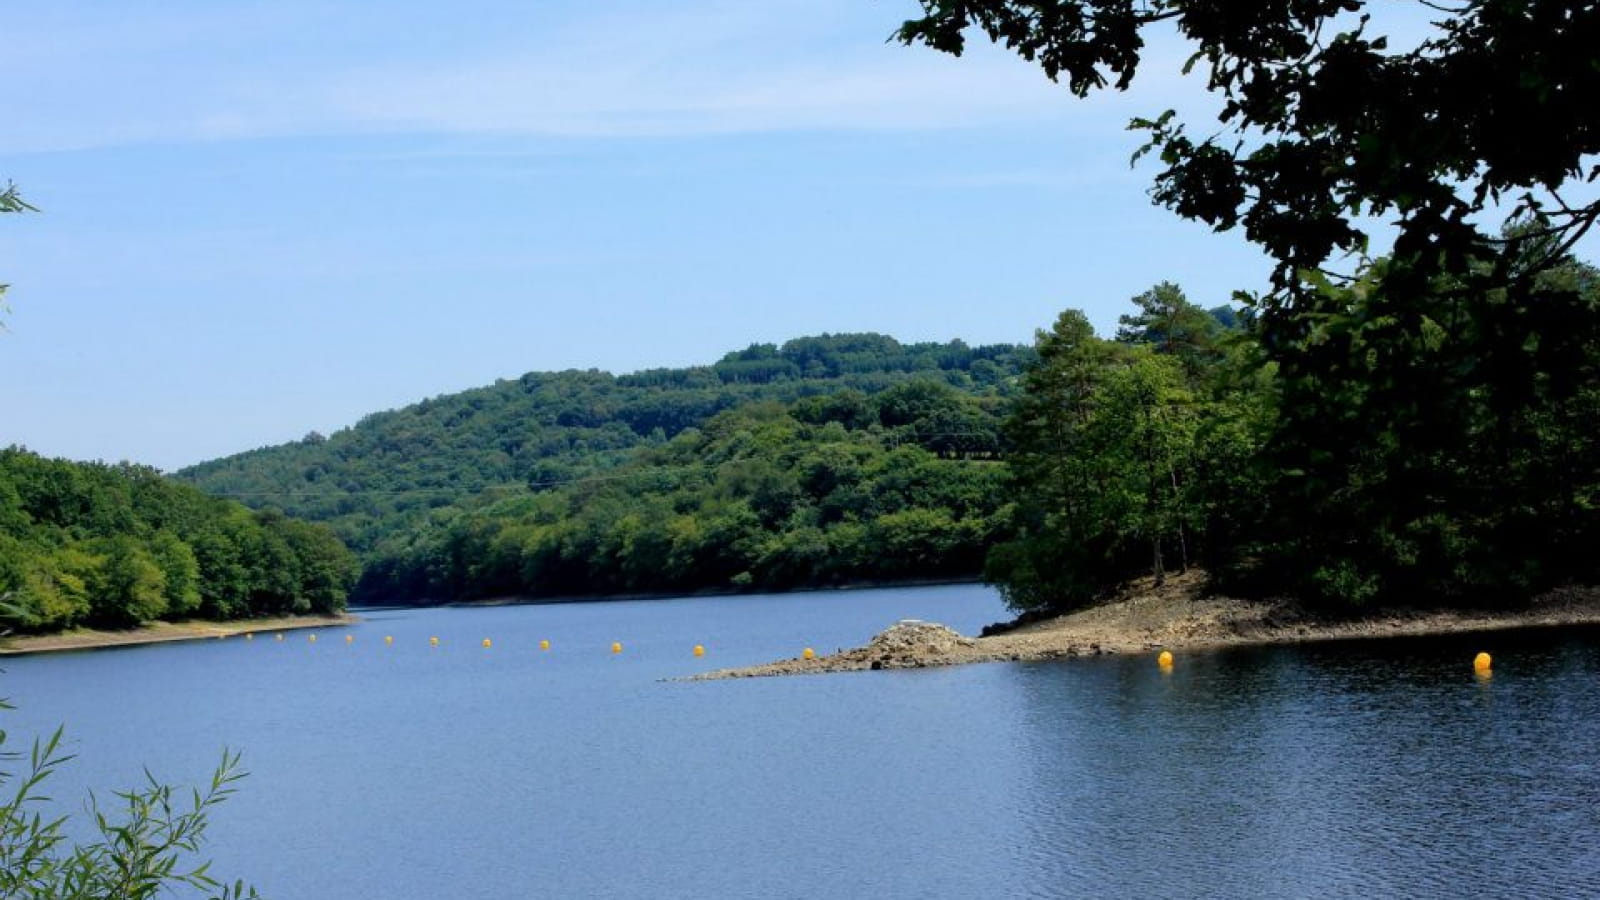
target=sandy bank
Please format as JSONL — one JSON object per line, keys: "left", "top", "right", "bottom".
{"left": 0, "top": 614, "right": 359, "bottom": 656}
{"left": 692, "top": 571, "right": 1600, "bottom": 679}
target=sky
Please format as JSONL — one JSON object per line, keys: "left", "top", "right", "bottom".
{"left": 0, "top": 0, "right": 1533, "bottom": 472}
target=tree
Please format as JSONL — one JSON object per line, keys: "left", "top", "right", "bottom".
{"left": 0, "top": 183, "right": 28, "bottom": 215}
{"left": 894, "top": 2, "right": 1600, "bottom": 306}
{"left": 1, "top": 182, "right": 36, "bottom": 320}
{"left": 88, "top": 537, "right": 169, "bottom": 628}
{"left": 1114, "top": 281, "right": 1224, "bottom": 381}
{"left": 1093, "top": 350, "right": 1200, "bottom": 582}
{"left": 986, "top": 310, "right": 1124, "bottom": 610}
{"left": 0, "top": 447, "right": 356, "bottom": 633}
{"left": 901, "top": 2, "right": 1600, "bottom": 610}
{"left": 150, "top": 531, "right": 204, "bottom": 618}
{"left": 1, "top": 189, "right": 259, "bottom": 900}
{"left": 1245, "top": 237, "right": 1600, "bottom": 606}
{"left": 0, "top": 698, "right": 259, "bottom": 899}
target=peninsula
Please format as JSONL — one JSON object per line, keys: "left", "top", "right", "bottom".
{"left": 695, "top": 572, "right": 1600, "bottom": 679}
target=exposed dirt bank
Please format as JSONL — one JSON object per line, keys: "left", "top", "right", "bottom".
{"left": 692, "top": 571, "right": 1600, "bottom": 679}
{"left": 0, "top": 614, "right": 359, "bottom": 656}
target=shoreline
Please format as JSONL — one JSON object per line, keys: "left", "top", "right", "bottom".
{"left": 0, "top": 613, "right": 359, "bottom": 657}
{"left": 692, "top": 571, "right": 1600, "bottom": 679}
{"left": 444, "top": 575, "right": 984, "bottom": 609}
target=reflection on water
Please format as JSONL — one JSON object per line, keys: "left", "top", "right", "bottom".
{"left": 1006, "top": 630, "right": 1600, "bottom": 897}
{"left": 4, "top": 589, "right": 1598, "bottom": 899}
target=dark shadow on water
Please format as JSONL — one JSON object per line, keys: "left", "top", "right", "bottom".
{"left": 998, "top": 626, "right": 1600, "bottom": 896}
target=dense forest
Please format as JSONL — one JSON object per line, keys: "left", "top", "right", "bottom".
{"left": 354, "top": 389, "right": 1012, "bottom": 603}
{"left": 177, "top": 334, "right": 1033, "bottom": 593}
{"left": 0, "top": 448, "right": 357, "bottom": 633}
{"left": 989, "top": 242, "right": 1600, "bottom": 613}
{"left": 885, "top": 1, "right": 1600, "bottom": 615}
{"left": 178, "top": 334, "right": 1030, "bottom": 558}
{"left": 21, "top": 242, "right": 1596, "bottom": 622}
{"left": 332, "top": 3, "right": 1600, "bottom": 617}
{"left": 15, "top": 254, "right": 1597, "bottom": 619}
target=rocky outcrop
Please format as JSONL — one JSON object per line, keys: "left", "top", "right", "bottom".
{"left": 689, "top": 619, "right": 983, "bottom": 679}
{"left": 859, "top": 619, "right": 976, "bottom": 668}
{"left": 690, "top": 573, "right": 1600, "bottom": 680}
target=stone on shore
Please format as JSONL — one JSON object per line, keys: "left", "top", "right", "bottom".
{"left": 863, "top": 619, "right": 976, "bottom": 669}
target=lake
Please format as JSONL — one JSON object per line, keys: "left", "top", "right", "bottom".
{"left": 4, "top": 584, "right": 1598, "bottom": 898}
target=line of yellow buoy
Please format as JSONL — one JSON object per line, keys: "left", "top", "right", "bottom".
{"left": 240, "top": 630, "right": 1510, "bottom": 672}
{"left": 1151, "top": 648, "right": 1500, "bottom": 676}
{"left": 269, "top": 634, "right": 730, "bottom": 656}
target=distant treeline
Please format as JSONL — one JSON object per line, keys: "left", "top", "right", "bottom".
{"left": 0, "top": 448, "right": 356, "bottom": 633}
{"left": 173, "top": 242, "right": 1600, "bottom": 620}
{"left": 354, "top": 388, "right": 1011, "bottom": 604}
{"left": 176, "top": 334, "right": 1033, "bottom": 561}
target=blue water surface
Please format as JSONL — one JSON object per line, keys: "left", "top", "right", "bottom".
{"left": 4, "top": 584, "right": 1599, "bottom": 899}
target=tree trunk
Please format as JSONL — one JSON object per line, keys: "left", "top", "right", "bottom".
{"left": 1169, "top": 463, "right": 1189, "bottom": 573}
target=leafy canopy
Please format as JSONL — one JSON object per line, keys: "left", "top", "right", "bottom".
{"left": 895, "top": 1, "right": 1600, "bottom": 305}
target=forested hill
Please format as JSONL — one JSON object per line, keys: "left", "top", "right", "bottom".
{"left": 1, "top": 448, "right": 356, "bottom": 634}
{"left": 175, "top": 334, "right": 1034, "bottom": 559}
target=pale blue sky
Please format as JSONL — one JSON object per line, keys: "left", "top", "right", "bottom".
{"left": 3, "top": 1, "right": 1534, "bottom": 471}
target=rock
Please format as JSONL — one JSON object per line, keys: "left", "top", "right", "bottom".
{"left": 865, "top": 620, "right": 976, "bottom": 660}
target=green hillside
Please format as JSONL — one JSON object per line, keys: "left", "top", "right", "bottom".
{"left": 0, "top": 448, "right": 356, "bottom": 633}
{"left": 175, "top": 334, "right": 1033, "bottom": 602}
{"left": 355, "top": 395, "right": 1013, "bottom": 604}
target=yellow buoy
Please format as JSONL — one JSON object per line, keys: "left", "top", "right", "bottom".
{"left": 246, "top": 633, "right": 254, "bottom": 641}
{"left": 693, "top": 644, "right": 705, "bottom": 657}
{"left": 345, "top": 634, "right": 355, "bottom": 644}
{"left": 539, "top": 639, "right": 550, "bottom": 651}
{"left": 429, "top": 636, "right": 440, "bottom": 647}
{"left": 482, "top": 638, "right": 492, "bottom": 649}
{"left": 1158, "top": 650, "right": 1174, "bottom": 667}
{"left": 1474, "top": 651, "right": 1492, "bottom": 673}
{"left": 611, "top": 642, "right": 623, "bottom": 654}
{"left": 308, "top": 633, "right": 317, "bottom": 643}
{"left": 275, "top": 633, "right": 284, "bottom": 642}
{"left": 384, "top": 635, "right": 393, "bottom": 645}
{"left": 802, "top": 647, "right": 816, "bottom": 661}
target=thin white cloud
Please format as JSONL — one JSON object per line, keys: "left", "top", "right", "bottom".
{"left": 2, "top": 0, "right": 1195, "bottom": 153}
{"left": 7, "top": 1, "right": 1452, "bottom": 155}
{"left": 905, "top": 167, "right": 1145, "bottom": 191}
{"left": 315, "top": 49, "right": 1075, "bottom": 139}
